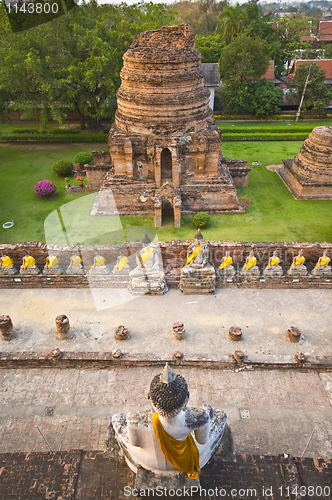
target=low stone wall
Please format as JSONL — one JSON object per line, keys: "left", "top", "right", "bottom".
{"left": 0, "top": 241, "right": 331, "bottom": 289}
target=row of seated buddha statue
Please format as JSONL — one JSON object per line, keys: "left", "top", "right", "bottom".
{"left": 0, "top": 235, "right": 330, "bottom": 287}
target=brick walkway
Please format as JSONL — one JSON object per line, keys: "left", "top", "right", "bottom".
{"left": 1, "top": 451, "right": 332, "bottom": 500}
{"left": 0, "top": 367, "right": 331, "bottom": 458}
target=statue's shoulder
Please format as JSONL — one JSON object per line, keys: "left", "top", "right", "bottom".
{"left": 184, "top": 406, "right": 210, "bottom": 429}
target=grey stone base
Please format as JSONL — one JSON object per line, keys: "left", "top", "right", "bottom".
{"left": 287, "top": 265, "right": 308, "bottom": 277}
{"left": 311, "top": 267, "right": 331, "bottom": 277}
{"left": 263, "top": 265, "right": 283, "bottom": 277}
{"left": 239, "top": 266, "right": 260, "bottom": 278}
{"left": 20, "top": 266, "right": 40, "bottom": 276}
{"left": 128, "top": 279, "right": 168, "bottom": 295}
{"left": 0, "top": 267, "right": 18, "bottom": 276}
{"left": 179, "top": 276, "right": 215, "bottom": 294}
{"left": 43, "top": 266, "right": 63, "bottom": 276}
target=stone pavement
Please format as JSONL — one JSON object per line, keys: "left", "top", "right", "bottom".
{"left": 0, "top": 366, "right": 331, "bottom": 459}
{"left": 1, "top": 288, "right": 332, "bottom": 362}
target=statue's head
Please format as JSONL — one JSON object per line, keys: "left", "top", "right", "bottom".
{"left": 142, "top": 233, "right": 152, "bottom": 247}
{"left": 249, "top": 250, "right": 254, "bottom": 257}
{"left": 299, "top": 249, "right": 303, "bottom": 256}
{"left": 273, "top": 250, "right": 278, "bottom": 257}
{"left": 323, "top": 249, "right": 328, "bottom": 256}
{"left": 194, "top": 228, "right": 203, "bottom": 243}
{"left": 148, "top": 363, "right": 189, "bottom": 418}
{"left": 23, "top": 250, "right": 28, "bottom": 256}
{"left": 225, "top": 250, "right": 230, "bottom": 257}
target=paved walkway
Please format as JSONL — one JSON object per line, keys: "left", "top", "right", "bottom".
{"left": 1, "top": 288, "right": 332, "bottom": 362}
{"left": 0, "top": 366, "right": 331, "bottom": 458}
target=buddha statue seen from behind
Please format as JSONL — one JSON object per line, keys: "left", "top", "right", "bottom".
{"left": 110, "top": 364, "right": 229, "bottom": 483}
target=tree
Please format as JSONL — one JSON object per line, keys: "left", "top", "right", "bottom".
{"left": 0, "top": 1, "right": 176, "bottom": 130}
{"left": 276, "top": 14, "right": 313, "bottom": 69}
{"left": 289, "top": 63, "right": 332, "bottom": 112}
{"left": 216, "top": 4, "right": 243, "bottom": 43}
{"left": 195, "top": 34, "right": 225, "bottom": 62}
{"left": 219, "top": 32, "right": 270, "bottom": 82}
{"left": 173, "top": 0, "right": 227, "bottom": 36}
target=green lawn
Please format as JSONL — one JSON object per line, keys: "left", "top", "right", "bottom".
{"left": 0, "top": 141, "right": 331, "bottom": 245}
{"left": 217, "top": 119, "right": 332, "bottom": 132}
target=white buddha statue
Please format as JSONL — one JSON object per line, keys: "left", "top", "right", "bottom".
{"left": 66, "top": 252, "right": 84, "bottom": 275}
{"left": 43, "top": 251, "right": 62, "bottom": 275}
{"left": 89, "top": 251, "right": 109, "bottom": 275}
{"left": 311, "top": 250, "right": 331, "bottom": 277}
{"left": 128, "top": 234, "right": 168, "bottom": 294}
{"left": 180, "top": 229, "right": 215, "bottom": 293}
{"left": 20, "top": 250, "right": 40, "bottom": 275}
{"left": 263, "top": 250, "right": 283, "bottom": 277}
{"left": 111, "top": 364, "right": 228, "bottom": 481}
{"left": 287, "top": 249, "right": 307, "bottom": 277}
{"left": 0, "top": 253, "right": 17, "bottom": 275}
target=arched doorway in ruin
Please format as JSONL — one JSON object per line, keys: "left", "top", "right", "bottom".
{"left": 161, "top": 148, "right": 172, "bottom": 184}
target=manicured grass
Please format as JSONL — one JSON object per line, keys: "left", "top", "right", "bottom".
{"left": 0, "top": 141, "right": 331, "bottom": 245}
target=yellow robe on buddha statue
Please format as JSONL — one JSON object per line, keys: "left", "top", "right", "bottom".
{"left": 118, "top": 256, "right": 129, "bottom": 271}
{"left": 47, "top": 256, "right": 59, "bottom": 267}
{"left": 244, "top": 256, "right": 256, "bottom": 271}
{"left": 185, "top": 244, "right": 203, "bottom": 266}
{"left": 140, "top": 247, "right": 153, "bottom": 266}
{"left": 152, "top": 412, "right": 201, "bottom": 479}
{"left": 315, "top": 256, "right": 330, "bottom": 268}
{"left": 295, "top": 256, "right": 305, "bottom": 266}
{"left": 95, "top": 256, "right": 106, "bottom": 266}
{"left": 1, "top": 256, "right": 14, "bottom": 267}
{"left": 71, "top": 256, "right": 82, "bottom": 266}
{"left": 219, "top": 255, "right": 232, "bottom": 270}
{"left": 23, "top": 256, "right": 35, "bottom": 270}
{"left": 270, "top": 256, "right": 280, "bottom": 267}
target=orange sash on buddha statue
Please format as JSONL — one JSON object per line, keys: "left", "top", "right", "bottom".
{"left": 152, "top": 412, "right": 200, "bottom": 479}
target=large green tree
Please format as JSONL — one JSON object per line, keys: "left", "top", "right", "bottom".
{"left": 289, "top": 63, "right": 332, "bottom": 112}
{"left": 276, "top": 14, "right": 313, "bottom": 69}
{"left": 195, "top": 34, "right": 225, "bottom": 62}
{"left": 173, "top": 0, "right": 227, "bottom": 36}
{"left": 0, "top": 0, "right": 175, "bottom": 130}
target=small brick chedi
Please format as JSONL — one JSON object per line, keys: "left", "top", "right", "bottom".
{"left": 87, "top": 25, "right": 249, "bottom": 226}
{"left": 281, "top": 126, "right": 332, "bottom": 199}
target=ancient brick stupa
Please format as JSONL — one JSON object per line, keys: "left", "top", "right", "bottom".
{"left": 281, "top": 126, "right": 332, "bottom": 199}
{"left": 87, "top": 25, "right": 249, "bottom": 226}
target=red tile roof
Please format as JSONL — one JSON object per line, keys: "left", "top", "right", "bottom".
{"left": 301, "top": 29, "right": 316, "bottom": 42}
{"left": 319, "top": 21, "right": 332, "bottom": 41}
{"left": 295, "top": 59, "right": 332, "bottom": 80}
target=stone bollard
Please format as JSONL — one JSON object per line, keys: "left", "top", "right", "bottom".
{"left": 0, "top": 315, "right": 15, "bottom": 341}
{"left": 112, "top": 348, "right": 122, "bottom": 359}
{"left": 287, "top": 326, "right": 301, "bottom": 343}
{"left": 115, "top": 325, "right": 128, "bottom": 340}
{"left": 229, "top": 326, "right": 242, "bottom": 341}
{"left": 234, "top": 350, "right": 244, "bottom": 362}
{"left": 172, "top": 322, "right": 185, "bottom": 340}
{"left": 294, "top": 352, "right": 306, "bottom": 364}
{"left": 55, "top": 314, "right": 71, "bottom": 340}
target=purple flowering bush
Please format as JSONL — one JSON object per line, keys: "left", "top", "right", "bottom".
{"left": 237, "top": 197, "right": 251, "bottom": 210}
{"left": 35, "top": 180, "right": 57, "bottom": 197}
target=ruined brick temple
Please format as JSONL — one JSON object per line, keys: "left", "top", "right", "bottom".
{"left": 86, "top": 25, "right": 250, "bottom": 226}
{"left": 281, "top": 126, "right": 332, "bottom": 199}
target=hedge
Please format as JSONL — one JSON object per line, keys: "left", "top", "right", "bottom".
{"left": 0, "top": 133, "right": 108, "bottom": 143}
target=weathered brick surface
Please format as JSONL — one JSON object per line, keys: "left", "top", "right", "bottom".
{"left": 0, "top": 450, "right": 81, "bottom": 500}
{"left": 1, "top": 451, "right": 331, "bottom": 500}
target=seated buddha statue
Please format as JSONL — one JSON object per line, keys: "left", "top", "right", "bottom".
{"left": 128, "top": 234, "right": 168, "bottom": 295}
{"left": 179, "top": 229, "right": 215, "bottom": 293}
{"left": 110, "top": 364, "right": 230, "bottom": 483}
{"left": 311, "top": 250, "right": 331, "bottom": 277}
{"left": 287, "top": 249, "right": 307, "bottom": 277}
{"left": 239, "top": 250, "right": 260, "bottom": 278}
{"left": 65, "top": 252, "right": 84, "bottom": 275}
{"left": 20, "top": 251, "right": 40, "bottom": 275}
{"left": 89, "top": 251, "right": 109, "bottom": 275}
{"left": 112, "top": 250, "right": 130, "bottom": 275}
{"left": 263, "top": 250, "right": 283, "bottom": 277}
{"left": 0, "top": 253, "right": 17, "bottom": 275}
{"left": 218, "top": 250, "right": 235, "bottom": 278}
{"left": 43, "top": 251, "right": 62, "bottom": 275}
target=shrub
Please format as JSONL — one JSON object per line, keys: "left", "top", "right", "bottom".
{"left": 237, "top": 196, "right": 251, "bottom": 210}
{"left": 327, "top": 114, "right": 332, "bottom": 119}
{"left": 52, "top": 159, "right": 74, "bottom": 176}
{"left": 193, "top": 212, "right": 211, "bottom": 228}
{"left": 35, "top": 179, "right": 56, "bottom": 197}
{"left": 73, "top": 152, "right": 93, "bottom": 167}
